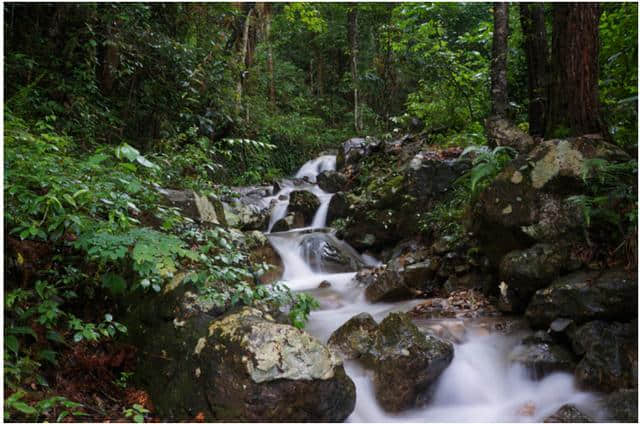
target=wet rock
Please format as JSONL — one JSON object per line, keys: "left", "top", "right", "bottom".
{"left": 403, "top": 152, "right": 470, "bottom": 203}
{"left": 544, "top": 404, "right": 594, "bottom": 423}
{"left": 498, "top": 243, "right": 578, "bottom": 312}
{"left": 318, "top": 281, "right": 331, "bottom": 289}
{"left": 299, "top": 232, "right": 365, "bottom": 273}
{"left": 288, "top": 190, "right": 320, "bottom": 226}
{"left": 202, "top": 308, "right": 356, "bottom": 421}
{"left": 364, "top": 255, "right": 439, "bottom": 303}
{"left": 508, "top": 331, "right": 577, "bottom": 379}
{"left": 326, "top": 192, "right": 350, "bottom": 225}
{"left": 328, "top": 313, "right": 378, "bottom": 360}
{"left": 525, "top": 268, "right": 638, "bottom": 328}
{"left": 411, "top": 290, "right": 499, "bottom": 320}
{"left": 369, "top": 313, "right": 454, "bottom": 412}
{"left": 244, "top": 231, "right": 283, "bottom": 284}
{"left": 317, "top": 170, "right": 348, "bottom": 193}
{"left": 336, "top": 137, "right": 369, "bottom": 170}
{"left": 271, "top": 212, "right": 305, "bottom": 232}
{"left": 599, "top": 390, "right": 638, "bottom": 422}
{"left": 568, "top": 320, "right": 637, "bottom": 392}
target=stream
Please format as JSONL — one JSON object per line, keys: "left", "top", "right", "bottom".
{"left": 265, "top": 155, "right": 603, "bottom": 422}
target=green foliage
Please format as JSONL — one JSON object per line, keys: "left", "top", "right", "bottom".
{"left": 599, "top": 3, "right": 638, "bottom": 148}
{"left": 4, "top": 391, "right": 86, "bottom": 422}
{"left": 123, "top": 404, "right": 150, "bottom": 423}
{"left": 568, "top": 158, "right": 637, "bottom": 237}
{"left": 458, "top": 145, "right": 517, "bottom": 194}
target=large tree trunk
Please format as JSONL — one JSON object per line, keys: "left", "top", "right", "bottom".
{"left": 348, "top": 6, "right": 362, "bottom": 132}
{"left": 519, "top": 3, "right": 548, "bottom": 137}
{"left": 491, "top": 3, "right": 509, "bottom": 117}
{"left": 547, "top": 3, "right": 604, "bottom": 137}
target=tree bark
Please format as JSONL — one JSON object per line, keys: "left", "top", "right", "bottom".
{"left": 491, "top": 3, "right": 509, "bottom": 117}
{"left": 547, "top": 3, "right": 604, "bottom": 137}
{"left": 236, "top": 6, "right": 254, "bottom": 117}
{"left": 519, "top": 3, "right": 548, "bottom": 137}
{"left": 264, "top": 4, "right": 276, "bottom": 106}
{"left": 348, "top": 6, "right": 362, "bottom": 132}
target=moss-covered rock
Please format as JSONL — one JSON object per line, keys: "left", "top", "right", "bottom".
{"left": 369, "top": 313, "right": 454, "bottom": 412}
{"left": 568, "top": 320, "right": 637, "bottom": 393}
{"left": 317, "top": 170, "right": 348, "bottom": 193}
{"left": 288, "top": 190, "right": 320, "bottom": 226}
{"left": 525, "top": 268, "right": 637, "bottom": 328}
{"left": 498, "top": 243, "right": 581, "bottom": 312}
{"left": 327, "top": 312, "right": 378, "bottom": 360}
{"left": 130, "top": 305, "right": 356, "bottom": 421}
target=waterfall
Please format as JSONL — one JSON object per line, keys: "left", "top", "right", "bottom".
{"left": 262, "top": 153, "right": 602, "bottom": 423}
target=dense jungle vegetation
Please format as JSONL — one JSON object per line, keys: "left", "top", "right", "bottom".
{"left": 3, "top": 2, "right": 638, "bottom": 422}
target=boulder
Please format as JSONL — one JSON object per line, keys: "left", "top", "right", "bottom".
{"left": 288, "top": 190, "right": 320, "bottom": 226}
{"left": 271, "top": 212, "right": 305, "bottom": 232}
{"left": 599, "top": 390, "right": 638, "bottom": 422}
{"left": 336, "top": 137, "right": 369, "bottom": 170}
{"left": 568, "top": 320, "right": 637, "bottom": 392}
{"left": 202, "top": 308, "right": 356, "bottom": 421}
{"left": 525, "top": 268, "right": 637, "bottom": 328}
{"left": 158, "top": 188, "right": 220, "bottom": 225}
{"left": 486, "top": 116, "right": 536, "bottom": 154}
{"left": 404, "top": 152, "right": 470, "bottom": 204}
{"left": 508, "top": 331, "right": 577, "bottom": 379}
{"left": 326, "top": 192, "right": 350, "bottom": 225}
{"left": 369, "top": 313, "right": 454, "bottom": 412}
{"left": 472, "top": 136, "right": 629, "bottom": 263}
{"left": 365, "top": 255, "right": 440, "bottom": 302}
{"left": 131, "top": 304, "right": 356, "bottom": 421}
{"left": 317, "top": 170, "right": 348, "bottom": 193}
{"left": 543, "top": 404, "right": 594, "bottom": 423}
{"left": 327, "top": 313, "right": 378, "bottom": 360}
{"left": 498, "top": 243, "right": 579, "bottom": 312}
{"left": 298, "top": 232, "right": 365, "bottom": 273}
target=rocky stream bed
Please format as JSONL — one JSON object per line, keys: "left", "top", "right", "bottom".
{"left": 129, "top": 134, "right": 637, "bottom": 422}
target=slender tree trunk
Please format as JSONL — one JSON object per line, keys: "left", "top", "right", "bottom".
{"left": 547, "top": 3, "right": 604, "bottom": 137}
{"left": 317, "top": 51, "right": 324, "bottom": 97}
{"left": 520, "top": 3, "right": 548, "bottom": 137}
{"left": 236, "top": 7, "right": 254, "bottom": 117}
{"left": 264, "top": 4, "right": 276, "bottom": 106}
{"left": 491, "top": 3, "right": 509, "bottom": 117}
{"left": 348, "top": 6, "right": 362, "bottom": 132}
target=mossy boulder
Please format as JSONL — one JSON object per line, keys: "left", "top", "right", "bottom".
{"left": 369, "top": 313, "right": 454, "bottom": 412}
{"left": 202, "top": 308, "right": 356, "bottom": 421}
{"left": 129, "top": 304, "right": 356, "bottom": 421}
{"left": 568, "top": 320, "right": 637, "bottom": 393}
{"left": 327, "top": 312, "right": 378, "bottom": 360}
{"left": 317, "top": 170, "right": 348, "bottom": 193}
{"left": 271, "top": 212, "right": 305, "bottom": 232}
{"left": 498, "top": 243, "right": 581, "bottom": 312}
{"left": 472, "top": 136, "right": 629, "bottom": 264}
{"left": 326, "top": 192, "right": 351, "bottom": 225}
{"left": 364, "top": 255, "right": 440, "bottom": 303}
{"left": 525, "top": 268, "right": 637, "bottom": 328}
{"left": 288, "top": 190, "right": 320, "bottom": 226}
{"left": 244, "top": 231, "right": 283, "bottom": 284}
{"left": 328, "top": 312, "right": 453, "bottom": 413}
{"left": 403, "top": 152, "right": 470, "bottom": 204}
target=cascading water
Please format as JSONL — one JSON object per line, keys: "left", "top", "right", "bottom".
{"left": 266, "top": 155, "right": 337, "bottom": 232}
{"left": 265, "top": 154, "right": 602, "bottom": 422}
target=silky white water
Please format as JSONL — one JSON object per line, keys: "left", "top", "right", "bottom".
{"left": 265, "top": 154, "right": 602, "bottom": 422}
